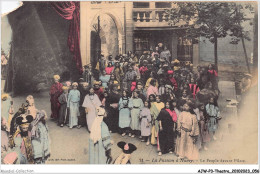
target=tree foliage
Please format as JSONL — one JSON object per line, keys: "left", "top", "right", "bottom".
{"left": 164, "top": 2, "right": 254, "bottom": 44}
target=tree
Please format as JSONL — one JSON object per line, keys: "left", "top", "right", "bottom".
{"left": 164, "top": 2, "right": 254, "bottom": 71}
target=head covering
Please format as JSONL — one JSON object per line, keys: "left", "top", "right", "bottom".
{"left": 72, "top": 82, "right": 78, "bottom": 87}
{"left": 16, "top": 114, "right": 33, "bottom": 126}
{"left": 117, "top": 141, "right": 137, "bottom": 154}
{"left": 93, "top": 80, "right": 100, "bottom": 85}
{"left": 167, "top": 70, "right": 174, "bottom": 75}
{"left": 173, "top": 59, "right": 180, "bottom": 63}
{"left": 62, "top": 86, "right": 69, "bottom": 90}
{"left": 66, "top": 81, "right": 71, "bottom": 87}
{"left": 53, "top": 75, "right": 60, "bottom": 80}
{"left": 1, "top": 93, "right": 9, "bottom": 100}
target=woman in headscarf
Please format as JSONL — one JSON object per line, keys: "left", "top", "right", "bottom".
{"left": 88, "top": 107, "right": 113, "bottom": 164}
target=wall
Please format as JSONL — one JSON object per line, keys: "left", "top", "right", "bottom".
{"left": 5, "top": 2, "right": 79, "bottom": 95}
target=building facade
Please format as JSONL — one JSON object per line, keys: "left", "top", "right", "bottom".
{"left": 80, "top": 1, "right": 254, "bottom": 68}
{"left": 80, "top": 1, "right": 200, "bottom": 67}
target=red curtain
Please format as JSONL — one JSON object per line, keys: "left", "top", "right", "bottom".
{"left": 52, "top": 2, "right": 83, "bottom": 74}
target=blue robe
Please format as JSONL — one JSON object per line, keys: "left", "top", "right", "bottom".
{"left": 88, "top": 122, "right": 111, "bottom": 164}
{"left": 31, "top": 111, "right": 50, "bottom": 163}
{"left": 67, "top": 89, "right": 80, "bottom": 128}
{"left": 118, "top": 97, "right": 131, "bottom": 128}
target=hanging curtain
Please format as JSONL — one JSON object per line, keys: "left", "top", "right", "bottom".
{"left": 51, "top": 1, "right": 83, "bottom": 74}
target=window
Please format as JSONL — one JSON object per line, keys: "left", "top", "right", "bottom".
{"left": 155, "top": 2, "right": 171, "bottom": 8}
{"left": 133, "top": 2, "right": 149, "bottom": 8}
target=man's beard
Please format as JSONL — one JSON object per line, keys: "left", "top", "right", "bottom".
{"left": 20, "top": 131, "right": 29, "bottom": 137}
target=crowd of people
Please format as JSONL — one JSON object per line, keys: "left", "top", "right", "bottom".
{"left": 49, "top": 44, "right": 221, "bottom": 162}
{"left": 1, "top": 94, "right": 50, "bottom": 164}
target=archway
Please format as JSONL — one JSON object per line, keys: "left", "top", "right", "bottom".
{"left": 90, "top": 11, "right": 123, "bottom": 62}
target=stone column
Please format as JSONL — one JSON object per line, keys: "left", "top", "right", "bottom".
{"left": 193, "top": 42, "right": 199, "bottom": 67}
{"left": 125, "top": 2, "right": 134, "bottom": 53}
{"left": 171, "top": 32, "right": 178, "bottom": 60}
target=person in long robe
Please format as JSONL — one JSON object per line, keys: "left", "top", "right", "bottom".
{"left": 67, "top": 82, "right": 80, "bottom": 129}
{"left": 31, "top": 110, "right": 50, "bottom": 164}
{"left": 88, "top": 107, "right": 113, "bottom": 164}
{"left": 139, "top": 101, "right": 152, "bottom": 145}
{"left": 128, "top": 90, "right": 144, "bottom": 138}
{"left": 10, "top": 114, "right": 34, "bottom": 164}
{"left": 58, "top": 86, "right": 69, "bottom": 127}
{"left": 157, "top": 101, "right": 176, "bottom": 155}
{"left": 198, "top": 104, "right": 211, "bottom": 151}
{"left": 118, "top": 90, "right": 131, "bottom": 136}
{"left": 104, "top": 85, "right": 120, "bottom": 133}
{"left": 150, "top": 95, "right": 165, "bottom": 145}
{"left": 79, "top": 82, "right": 89, "bottom": 129}
{"left": 49, "top": 75, "right": 63, "bottom": 120}
{"left": 175, "top": 102, "right": 200, "bottom": 160}
{"left": 82, "top": 87, "right": 102, "bottom": 131}
{"left": 206, "top": 97, "right": 221, "bottom": 140}
{"left": 10, "top": 104, "right": 28, "bottom": 136}
{"left": 1, "top": 93, "right": 14, "bottom": 132}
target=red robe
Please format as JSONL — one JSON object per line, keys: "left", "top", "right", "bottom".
{"left": 168, "top": 77, "right": 178, "bottom": 91}
{"left": 189, "top": 84, "right": 200, "bottom": 99}
{"left": 49, "top": 82, "right": 63, "bottom": 119}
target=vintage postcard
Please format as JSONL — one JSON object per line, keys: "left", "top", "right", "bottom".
{"left": 1, "top": 0, "right": 259, "bottom": 173}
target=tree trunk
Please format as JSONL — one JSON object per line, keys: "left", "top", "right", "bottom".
{"left": 241, "top": 36, "right": 251, "bottom": 74}
{"left": 214, "top": 35, "right": 218, "bottom": 71}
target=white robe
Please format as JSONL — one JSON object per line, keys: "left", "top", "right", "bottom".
{"left": 82, "top": 94, "right": 102, "bottom": 130}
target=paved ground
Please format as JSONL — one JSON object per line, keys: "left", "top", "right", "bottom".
{"left": 8, "top": 80, "right": 258, "bottom": 164}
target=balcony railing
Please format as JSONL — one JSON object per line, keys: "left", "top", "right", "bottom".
{"left": 133, "top": 9, "right": 169, "bottom": 23}
{"left": 132, "top": 8, "right": 189, "bottom": 28}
